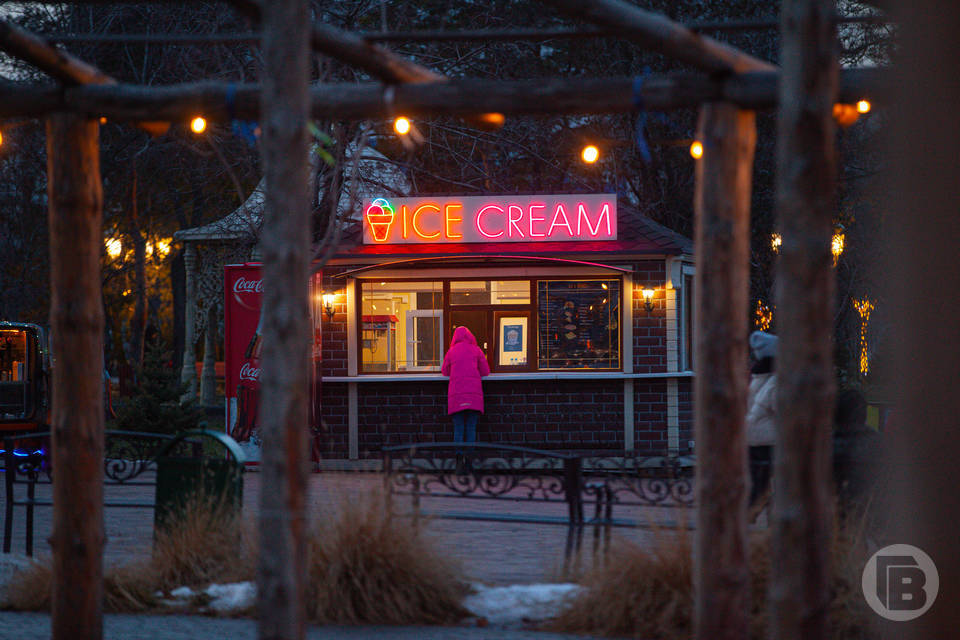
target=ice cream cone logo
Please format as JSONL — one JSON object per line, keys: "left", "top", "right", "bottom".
{"left": 365, "top": 198, "right": 396, "bottom": 242}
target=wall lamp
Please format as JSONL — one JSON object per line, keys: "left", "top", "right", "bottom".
{"left": 641, "top": 287, "right": 656, "bottom": 313}
{"left": 321, "top": 293, "right": 336, "bottom": 321}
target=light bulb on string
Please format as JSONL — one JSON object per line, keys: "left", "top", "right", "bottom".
{"left": 393, "top": 117, "right": 411, "bottom": 135}
{"left": 190, "top": 116, "right": 207, "bottom": 134}
{"left": 581, "top": 145, "right": 600, "bottom": 164}
{"left": 690, "top": 140, "right": 704, "bottom": 159}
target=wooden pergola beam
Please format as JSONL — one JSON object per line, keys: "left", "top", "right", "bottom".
{"left": 0, "top": 18, "right": 115, "bottom": 85}
{"left": 0, "top": 68, "right": 884, "bottom": 121}
{"left": 540, "top": 0, "right": 777, "bottom": 74}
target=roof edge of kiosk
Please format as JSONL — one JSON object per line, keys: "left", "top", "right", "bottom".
{"left": 333, "top": 255, "right": 635, "bottom": 278}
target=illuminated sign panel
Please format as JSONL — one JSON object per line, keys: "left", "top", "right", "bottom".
{"left": 362, "top": 194, "right": 617, "bottom": 244}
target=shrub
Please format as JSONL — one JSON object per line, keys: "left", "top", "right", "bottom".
{"left": 305, "top": 491, "right": 469, "bottom": 625}
{"left": 549, "top": 516, "right": 874, "bottom": 639}
{"left": 1, "top": 497, "right": 253, "bottom": 613}
{"left": 114, "top": 341, "right": 203, "bottom": 435}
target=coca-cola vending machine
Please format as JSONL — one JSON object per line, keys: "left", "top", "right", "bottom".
{"left": 224, "top": 264, "right": 323, "bottom": 464}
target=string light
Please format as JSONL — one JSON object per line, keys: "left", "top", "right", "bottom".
{"left": 581, "top": 145, "right": 599, "bottom": 164}
{"left": 856, "top": 100, "right": 871, "bottom": 114}
{"left": 105, "top": 238, "right": 122, "bottom": 258}
{"left": 771, "top": 233, "right": 782, "bottom": 253}
{"left": 755, "top": 300, "right": 773, "bottom": 331}
{"left": 190, "top": 116, "right": 207, "bottom": 134}
{"left": 0, "top": 130, "right": 3, "bottom": 147}
{"left": 832, "top": 104, "right": 860, "bottom": 127}
{"left": 689, "top": 140, "right": 703, "bottom": 159}
{"left": 831, "top": 232, "right": 845, "bottom": 266}
{"left": 853, "top": 298, "right": 874, "bottom": 376}
{"left": 393, "top": 117, "right": 411, "bottom": 135}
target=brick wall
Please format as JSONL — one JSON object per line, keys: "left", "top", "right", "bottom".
{"left": 314, "top": 260, "right": 678, "bottom": 458}
{"left": 632, "top": 261, "right": 667, "bottom": 374}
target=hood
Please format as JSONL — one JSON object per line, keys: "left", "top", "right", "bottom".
{"left": 451, "top": 326, "right": 477, "bottom": 347}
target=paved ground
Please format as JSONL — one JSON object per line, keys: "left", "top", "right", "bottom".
{"left": 0, "top": 471, "right": 694, "bottom": 637}
{"left": 0, "top": 612, "right": 599, "bottom": 639}
{"left": 3, "top": 471, "right": 689, "bottom": 584}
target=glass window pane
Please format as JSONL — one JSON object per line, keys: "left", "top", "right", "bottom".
{"left": 537, "top": 280, "right": 621, "bottom": 369}
{"left": 361, "top": 282, "right": 443, "bottom": 372}
{"left": 450, "top": 280, "right": 530, "bottom": 305}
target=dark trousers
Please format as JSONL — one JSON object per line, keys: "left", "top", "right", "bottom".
{"left": 749, "top": 445, "right": 773, "bottom": 506}
{"left": 452, "top": 409, "right": 480, "bottom": 444}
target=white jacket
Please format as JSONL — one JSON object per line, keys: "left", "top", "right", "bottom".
{"left": 746, "top": 372, "right": 777, "bottom": 446}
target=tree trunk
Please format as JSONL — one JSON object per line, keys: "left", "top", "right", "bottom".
{"left": 883, "top": 1, "right": 960, "bottom": 636}
{"left": 770, "top": 1, "right": 837, "bottom": 639}
{"left": 129, "top": 166, "right": 147, "bottom": 372}
{"left": 692, "top": 101, "right": 756, "bottom": 640}
{"left": 46, "top": 113, "right": 105, "bottom": 640}
{"left": 256, "top": 1, "right": 312, "bottom": 639}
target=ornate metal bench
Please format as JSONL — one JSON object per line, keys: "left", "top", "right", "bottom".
{"left": 2, "top": 429, "right": 244, "bottom": 556}
{"left": 382, "top": 442, "right": 695, "bottom": 556}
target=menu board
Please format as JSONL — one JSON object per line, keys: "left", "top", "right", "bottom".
{"left": 537, "top": 280, "right": 620, "bottom": 369}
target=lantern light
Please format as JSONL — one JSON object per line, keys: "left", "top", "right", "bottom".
{"left": 581, "top": 145, "right": 600, "bottom": 164}
{"left": 856, "top": 100, "right": 871, "bottom": 114}
{"left": 690, "top": 140, "right": 704, "bottom": 159}
{"left": 641, "top": 287, "right": 656, "bottom": 313}
{"left": 393, "top": 117, "right": 411, "bottom": 135}
{"left": 322, "top": 293, "right": 336, "bottom": 320}
{"left": 0, "top": 130, "right": 3, "bottom": 147}
{"left": 190, "top": 116, "right": 207, "bottom": 134}
{"left": 99, "top": 117, "right": 107, "bottom": 125}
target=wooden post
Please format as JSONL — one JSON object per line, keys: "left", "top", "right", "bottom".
{"left": 256, "top": 0, "right": 312, "bottom": 639}
{"left": 879, "top": 2, "right": 960, "bottom": 637}
{"left": 771, "top": 1, "right": 837, "bottom": 639}
{"left": 693, "top": 101, "right": 756, "bottom": 640}
{"left": 46, "top": 113, "right": 105, "bottom": 640}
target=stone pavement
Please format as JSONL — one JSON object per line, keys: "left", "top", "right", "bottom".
{"left": 4, "top": 472, "right": 686, "bottom": 584}
{"left": 0, "top": 612, "right": 599, "bottom": 639}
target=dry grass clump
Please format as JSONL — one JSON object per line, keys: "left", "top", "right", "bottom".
{"left": 1, "top": 496, "right": 254, "bottom": 613}
{"left": 2, "top": 559, "right": 159, "bottom": 613}
{"left": 547, "top": 529, "right": 694, "bottom": 639}
{"left": 305, "top": 491, "right": 469, "bottom": 625}
{"left": 152, "top": 496, "right": 255, "bottom": 590}
{"left": 549, "top": 515, "right": 874, "bottom": 639}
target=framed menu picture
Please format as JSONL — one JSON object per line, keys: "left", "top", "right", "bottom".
{"left": 497, "top": 315, "right": 529, "bottom": 367}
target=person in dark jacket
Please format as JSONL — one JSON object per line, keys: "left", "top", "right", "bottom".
{"left": 441, "top": 326, "right": 490, "bottom": 472}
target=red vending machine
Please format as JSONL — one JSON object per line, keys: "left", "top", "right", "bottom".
{"left": 224, "top": 264, "right": 323, "bottom": 465}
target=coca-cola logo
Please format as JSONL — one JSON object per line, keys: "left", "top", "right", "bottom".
{"left": 233, "top": 277, "right": 263, "bottom": 294}
{"left": 240, "top": 362, "right": 261, "bottom": 381}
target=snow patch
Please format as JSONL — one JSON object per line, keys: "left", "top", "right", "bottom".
{"left": 205, "top": 581, "right": 256, "bottom": 612}
{"left": 464, "top": 583, "right": 582, "bottom": 626}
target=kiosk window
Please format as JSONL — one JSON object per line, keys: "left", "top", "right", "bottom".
{"left": 360, "top": 282, "right": 443, "bottom": 372}
{"left": 537, "top": 280, "right": 621, "bottom": 370}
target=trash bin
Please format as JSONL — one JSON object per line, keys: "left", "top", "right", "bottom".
{"left": 154, "top": 430, "right": 245, "bottom": 531}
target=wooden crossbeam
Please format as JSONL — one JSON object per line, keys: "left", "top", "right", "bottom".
{"left": 0, "top": 18, "right": 115, "bottom": 85}
{"left": 540, "top": 0, "right": 777, "bottom": 74}
{"left": 0, "top": 69, "right": 884, "bottom": 121}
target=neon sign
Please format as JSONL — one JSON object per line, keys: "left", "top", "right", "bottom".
{"left": 362, "top": 194, "right": 617, "bottom": 244}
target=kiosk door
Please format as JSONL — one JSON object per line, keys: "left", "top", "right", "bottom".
{"left": 449, "top": 310, "right": 490, "bottom": 362}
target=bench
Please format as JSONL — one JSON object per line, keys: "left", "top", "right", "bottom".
{"left": 381, "top": 442, "right": 695, "bottom": 556}
{"left": 2, "top": 429, "right": 245, "bottom": 556}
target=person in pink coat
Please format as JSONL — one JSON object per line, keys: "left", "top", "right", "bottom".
{"left": 441, "top": 326, "right": 490, "bottom": 449}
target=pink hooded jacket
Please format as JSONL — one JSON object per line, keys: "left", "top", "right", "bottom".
{"left": 441, "top": 326, "right": 490, "bottom": 415}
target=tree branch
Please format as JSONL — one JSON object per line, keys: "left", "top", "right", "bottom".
{"left": 539, "top": 0, "right": 777, "bottom": 74}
